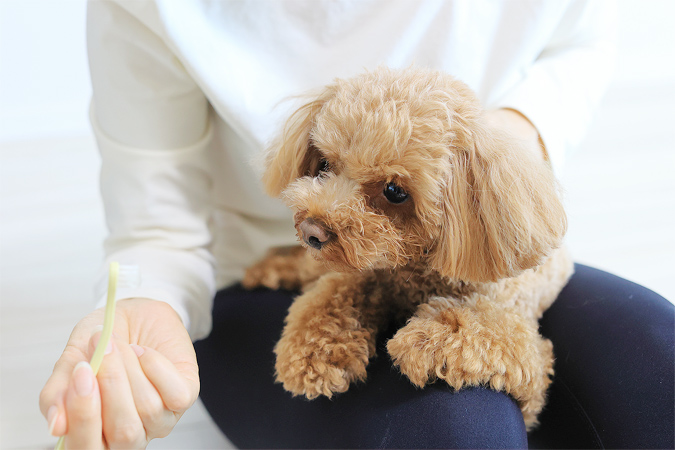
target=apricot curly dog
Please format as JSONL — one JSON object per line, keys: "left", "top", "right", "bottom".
{"left": 243, "top": 67, "right": 574, "bottom": 429}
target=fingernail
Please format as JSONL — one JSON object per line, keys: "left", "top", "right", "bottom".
{"left": 47, "top": 405, "right": 58, "bottom": 435}
{"left": 90, "top": 324, "right": 104, "bottom": 336}
{"left": 91, "top": 332, "right": 115, "bottom": 355}
{"left": 73, "top": 361, "right": 94, "bottom": 397}
{"left": 130, "top": 344, "right": 145, "bottom": 357}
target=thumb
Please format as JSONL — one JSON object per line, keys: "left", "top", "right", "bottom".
{"left": 40, "top": 324, "right": 104, "bottom": 436}
{"left": 64, "top": 361, "right": 105, "bottom": 449}
{"left": 40, "top": 348, "right": 87, "bottom": 437}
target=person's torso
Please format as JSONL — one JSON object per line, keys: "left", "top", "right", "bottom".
{"left": 144, "top": 0, "right": 569, "bottom": 286}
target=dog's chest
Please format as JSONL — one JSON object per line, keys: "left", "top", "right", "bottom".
{"left": 373, "top": 268, "right": 477, "bottom": 310}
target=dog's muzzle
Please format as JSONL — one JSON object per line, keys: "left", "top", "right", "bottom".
{"left": 299, "top": 218, "right": 332, "bottom": 250}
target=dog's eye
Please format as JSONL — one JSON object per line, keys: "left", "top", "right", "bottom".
{"left": 383, "top": 182, "right": 409, "bottom": 204}
{"left": 317, "top": 158, "right": 330, "bottom": 175}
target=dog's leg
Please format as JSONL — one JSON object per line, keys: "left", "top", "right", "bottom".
{"left": 242, "top": 246, "right": 327, "bottom": 291}
{"left": 274, "top": 271, "right": 389, "bottom": 399}
{"left": 387, "top": 296, "right": 553, "bottom": 430}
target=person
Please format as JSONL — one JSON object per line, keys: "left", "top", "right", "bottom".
{"left": 39, "top": 0, "right": 674, "bottom": 448}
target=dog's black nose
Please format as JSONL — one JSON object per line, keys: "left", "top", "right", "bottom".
{"left": 299, "top": 218, "right": 331, "bottom": 250}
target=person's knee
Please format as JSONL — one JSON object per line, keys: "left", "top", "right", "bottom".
{"left": 370, "top": 386, "right": 527, "bottom": 449}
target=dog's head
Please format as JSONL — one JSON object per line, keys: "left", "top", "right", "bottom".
{"left": 264, "top": 68, "right": 566, "bottom": 282}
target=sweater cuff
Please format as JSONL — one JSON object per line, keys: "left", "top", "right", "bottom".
{"left": 94, "top": 247, "right": 215, "bottom": 340}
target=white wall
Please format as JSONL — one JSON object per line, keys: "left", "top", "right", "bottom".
{"left": 0, "top": 0, "right": 90, "bottom": 141}
{"left": 0, "top": 0, "right": 674, "bottom": 142}
{"left": 613, "top": 0, "right": 675, "bottom": 87}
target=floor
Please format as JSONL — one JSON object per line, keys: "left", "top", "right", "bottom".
{"left": 1, "top": 82, "right": 673, "bottom": 449}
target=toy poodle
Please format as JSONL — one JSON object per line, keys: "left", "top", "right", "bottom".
{"left": 243, "top": 67, "right": 574, "bottom": 429}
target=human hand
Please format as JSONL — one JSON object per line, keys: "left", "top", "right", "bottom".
{"left": 484, "top": 108, "right": 548, "bottom": 161}
{"left": 40, "top": 298, "right": 199, "bottom": 449}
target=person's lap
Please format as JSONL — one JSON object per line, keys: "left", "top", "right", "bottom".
{"left": 194, "top": 264, "right": 674, "bottom": 449}
{"left": 529, "top": 265, "right": 674, "bottom": 449}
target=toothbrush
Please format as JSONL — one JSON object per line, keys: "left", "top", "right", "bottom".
{"left": 55, "top": 262, "right": 140, "bottom": 450}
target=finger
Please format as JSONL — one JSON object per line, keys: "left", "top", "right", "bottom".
{"left": 40, "top": 343, "right": 93, "bottom": 436}
{"left": 95, "top": 337, "right": 147, "bottom": 449}
{"left": 132, "top": 345, "right": 198, "bottom": 413}
{"left": 119, "top": 343, "right": 177, "bottom": 439}
{"left": 64, "top": 362, "right": 105, "bottom": 450}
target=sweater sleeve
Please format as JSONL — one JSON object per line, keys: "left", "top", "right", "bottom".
{"left": 495, "top": 0, "right": 618, "bottom": 174}
{"left": 87, "top": 0, "right": 215, "bottom": 340}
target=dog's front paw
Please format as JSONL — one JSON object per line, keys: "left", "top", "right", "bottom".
{"left": 386, "top": 311, "right": 459, "bottom": 388}
{"left": 274, "top": 326, "right": 372, "bottom": 399}
{"left": 387, "top": 300, "right": 554, "bottom": 430}
{"left": 242, "top": 246, "right": 308, "bottom": 290}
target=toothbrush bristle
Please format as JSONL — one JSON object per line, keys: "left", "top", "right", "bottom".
{"left": 116, "top": 264, "right": 141, "bottom": 289}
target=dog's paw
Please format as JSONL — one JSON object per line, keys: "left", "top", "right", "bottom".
{"left": 242, "top": 246, "right": 307, "bottom": 290}
{"left": 387, "top": 304, "right": 553, "bottom": 430}
{"left": 274, "top": 327, "right": 371, "bottom": 399}
{"left": 386, "top": 311, "right": 458, "bottom": 388}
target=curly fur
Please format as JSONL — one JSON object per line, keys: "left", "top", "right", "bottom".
{"left": 245, "top": 67, "right": 574, "bottom": 430}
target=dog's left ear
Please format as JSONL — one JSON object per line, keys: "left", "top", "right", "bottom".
{"left": 430, "top": 120, "right": 567, "bottom": 282}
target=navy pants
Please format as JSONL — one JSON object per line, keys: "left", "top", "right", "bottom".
{"left": 194, "top": 265, "right": 674, "bottom": 448}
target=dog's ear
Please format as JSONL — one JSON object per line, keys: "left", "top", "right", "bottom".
{"left": 430, "top": 121, "right": 567, "bottom": 282}
{"left": 263, "top": 90, "right": 334, "bottom": 197}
